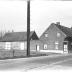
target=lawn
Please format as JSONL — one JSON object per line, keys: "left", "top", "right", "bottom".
{"left": 0, "top": 49, "right": 60, "bottom": 60}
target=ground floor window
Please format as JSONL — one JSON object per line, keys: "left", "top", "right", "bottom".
{"left": 11, "top": 42, "right": 20, "bottom": 50}
{"left": 55, "top": 41, "right": 59, "bottom": 50}
{"left": 20, "top": 42, "right": 27, "bottom": 50}
{"left": 5, "top": 42, "right": 11, "bottom": 50}
{"left": 36, "top": 45, "right": 40, "bottom": 51}
{"left": 44, "top": 44, "right": 47, "bottom": 50}
{"left": 20, "top": 42, "right": 24, "bottom": 50}
{"left": 55, "top": 45, "right": 58, "bottom": 50}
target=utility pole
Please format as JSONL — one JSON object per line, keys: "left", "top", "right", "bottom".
{"left": 27, "top": 0, "right": 30, "bottom": 56}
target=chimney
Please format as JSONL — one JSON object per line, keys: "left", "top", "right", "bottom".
{"left": 56, "top": 22, "right": 60, "bottom": 25}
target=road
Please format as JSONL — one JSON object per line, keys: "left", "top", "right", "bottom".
{"left": 0, "top": 54, "right": 72, "bottom": 72}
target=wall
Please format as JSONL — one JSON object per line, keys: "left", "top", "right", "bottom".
{"left": 40, "top": 24, "right": 66, "bottom": 52}
{"left": 0, "top": 40, "right": 40, "bottom": 58}
{"left": 30, "top": 40, "right": 42, "bottom": 51}
{"left": 0, "top": 42, "right": 5, "bottom": 49}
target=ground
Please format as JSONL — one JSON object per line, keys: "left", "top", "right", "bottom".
{"left": 0, "top": 53, "right": 72, "bottom": 72}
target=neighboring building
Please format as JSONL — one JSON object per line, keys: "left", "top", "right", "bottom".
{"left": 0, "top": 31, "right": 39, "bottom": 51}
{"left": 1, "top": 22, "right": 72, "bottom": 54}
{"left": 39, "top": 22, "right": 72, "bottom": 54}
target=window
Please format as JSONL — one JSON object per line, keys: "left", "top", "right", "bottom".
{"left": 55, "top": 41, "right": 59, "bottom": 50}
{"left": 45, "top": 34, "right": 48, "bottom": 37}
{"left": 44, "top": 44, "right": 47, "bottom": 49}
{"left": 64, "top": 48, "right": 67, "bottom": 51}
{"left": 12, "top": 42, "right": 20, "bottom": 50}
{"left": 55, "top": 45, "right": 58, "bottom": 49}
{"left": 5, "top": 42, "right": 11, "bottom": 50}
{"left": 36, "top": 45, "right": 40, "bottom": 51}
{"left": 57, "top": 32, "right": 61, "bottom": 37}
{"left": 64, "top": 45, "right": 67, "bottom": 49}
{"left": 20, "top": 42, "right": 24, "bottom": 50}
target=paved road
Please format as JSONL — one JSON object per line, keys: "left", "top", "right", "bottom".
{"left": 0, "top": 54, "right": 72, "bottom": 72}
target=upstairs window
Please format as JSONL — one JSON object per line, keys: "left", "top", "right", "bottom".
{"left": 57, "top": 32, "right": 61, "bottom": 37}
{"left": 45, "top": 33, "right": 48, "bottom": 37}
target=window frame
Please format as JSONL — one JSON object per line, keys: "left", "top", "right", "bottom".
{"left": 55, "top": 41, "right": 59, "bottom": 50}
{"left": 44, "top": 44, "right": 47, "bottom": 50}
{"left": 57, "top": 32, "right": 61, "bottom": 37}
{"left": 45, "top": 33, "right": 48, "bottom": 37}
{"left": 5, "top": 42, "right": 11, "bottom": 50}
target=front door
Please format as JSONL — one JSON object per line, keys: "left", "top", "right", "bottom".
{"left": 63, "top": 41, "right": 68, "bottom": 53}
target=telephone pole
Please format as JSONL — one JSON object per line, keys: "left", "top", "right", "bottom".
{"left": 27, "top": 0, "right": 30, "bottom": 56}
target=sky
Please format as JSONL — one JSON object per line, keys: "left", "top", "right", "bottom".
{"left": 0, "top": 1, "right": 72, "bottom": 37}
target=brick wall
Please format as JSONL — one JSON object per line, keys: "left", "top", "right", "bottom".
{"left": 0, "top": 40, "right": 40, "bottom": 58}
{"left": 40, "top": 24, "right": 66, "bottom": 51}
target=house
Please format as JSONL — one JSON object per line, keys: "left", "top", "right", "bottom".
{"left": 39, "top": 22, "right": 72, "bottom": 54}
{"left": 0, "top": 31, "right": 39, "bottom": 51}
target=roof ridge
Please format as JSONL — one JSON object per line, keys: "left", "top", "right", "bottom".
{"left": 0, "top": 31, "right": 37, "bottom": 42}
{"left": 55, "top": 24, "right": 72, "bottom": 37}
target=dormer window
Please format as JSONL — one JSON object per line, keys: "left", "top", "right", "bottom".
{"left": 57, "top": 32, "right": 61, "bottom": 37}
{"left": 45, "top": 33, "right": 48, "bottom": 37}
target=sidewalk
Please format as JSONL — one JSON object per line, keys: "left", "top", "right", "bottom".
{"left": 0, "top": 53, "right": 71, "bottom": 72}
{"left": 0, "top": 53, "right": 71, "bottom": 65}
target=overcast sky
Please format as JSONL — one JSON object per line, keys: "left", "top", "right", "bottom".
{"left": 0, "top": 1, "right": 72, "bottom": 37}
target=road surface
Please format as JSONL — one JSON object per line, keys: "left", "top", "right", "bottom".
{"left": 0, "top": 54, "right": 72, "bottom": 72}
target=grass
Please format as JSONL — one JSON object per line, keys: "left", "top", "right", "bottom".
{"left": 0, "top": 50, "right": 48, "bottom": 60}
{"left": 0, "top": 50, "right": 61, "bottom": 60}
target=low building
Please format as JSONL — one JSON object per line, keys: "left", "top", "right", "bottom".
{"left": 0, "top": 31, "right": 39, "bottom": 51}
{"left": 39, "top": 22, "right": 72, "bottom": 54}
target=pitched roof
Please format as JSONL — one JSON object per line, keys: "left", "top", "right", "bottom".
{"left": 0, "top": 31, "right": 38, "bottom": 42}
{"left": 55, "top": 24, "right": 72, "bottom": 37}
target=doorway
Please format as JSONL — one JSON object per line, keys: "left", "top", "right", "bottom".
{"left": 36, "top": 45, "right": 39, "bottom": 51}
{"left": 63, "top": 41, "right": 68, "bottom": 53}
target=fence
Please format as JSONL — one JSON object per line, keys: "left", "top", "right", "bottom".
{"left": 0, "top": 49, "right": 27, "bottom": 59}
